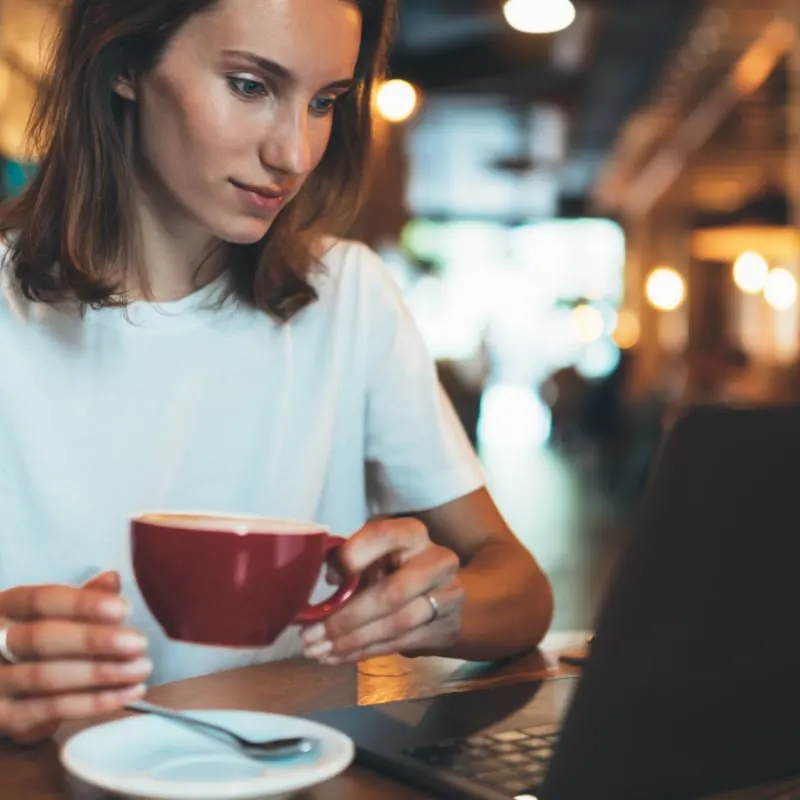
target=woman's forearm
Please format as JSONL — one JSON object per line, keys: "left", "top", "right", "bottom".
{"left": 452, "top": 538, "right": 553, "bottom": 661}
{"left": 418, "top": 537, "right": 554, "bottom": 662}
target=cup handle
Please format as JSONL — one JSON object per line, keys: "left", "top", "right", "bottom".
{"left": 294, "top": 536, "right": 359, "bottom": 624}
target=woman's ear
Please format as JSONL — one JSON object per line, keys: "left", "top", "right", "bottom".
{"left": 113, "top": 71, "right": 137, "bottom": 101}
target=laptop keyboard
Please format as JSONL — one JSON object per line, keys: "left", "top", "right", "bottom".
{"left": 403, "top": 723, "right": 560, "bottom": 797}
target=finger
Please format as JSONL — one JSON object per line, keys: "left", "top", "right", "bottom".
{"left": 360, "top": 553, "right": 405, "bottom": 588}
{"left": 305, "top": 547, "right": 459, "bottom": 644}
{"left": 82, "top": 571, "right": 121, "bottom": 594}
{"left": 310, "top": 595, "right": 436, "bottom": 659}
{"left": 0, "top": 585, "right": 130, "bottom": 624}
{"left": 5, "top": 683, "right": 147, "bottom": 739}
{"left": 325, "top": 554, "right": 396, "bottom": 587}
{"left": 0, "top": 657, "right": 153, "bottom": 696}
{"left": 5, "top": 621, "right": 148, "bottom": 661}
{"left": 326, "top": 603, "right": 464, "bottom": 664}
{"left": 313, "top": 585, "right": 463, "bottom": 660}
{"left": 338, "top": 519, "right": 431, "bottom": 576}
{"left": 7, "top": 719, "right": 60, "bottom": 745}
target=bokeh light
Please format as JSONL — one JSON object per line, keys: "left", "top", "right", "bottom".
{"left": 646, "top": 267, "right": 686, "bottom": 311}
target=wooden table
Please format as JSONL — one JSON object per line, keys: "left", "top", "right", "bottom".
{"left": 1, "top": 632, "right": 797, "bottom": 800}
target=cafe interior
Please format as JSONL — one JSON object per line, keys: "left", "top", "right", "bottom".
{"left": 0, "top": 0, "right": 799, "bottom": 798}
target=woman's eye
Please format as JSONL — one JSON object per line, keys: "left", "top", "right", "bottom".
{"left": 228, "top": 77, "right": 267, "bottom": 99}
{"left": 310, "top": 97, "right": 337, "bottom": 116}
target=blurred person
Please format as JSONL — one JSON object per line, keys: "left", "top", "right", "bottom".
{"left": 663, "top": 343, "right": 752, "bottom": 432}
{"left": 579, "top": 349, "right": 635, "bottom": 493}
{"left": 611, "top": 345, "right": 753, "bottom": 510}
{"left": 0, "top": 0, "right": 553, "bottom": 744}
{"left": 540, "top": 365, "right": 590, "bottom": 450}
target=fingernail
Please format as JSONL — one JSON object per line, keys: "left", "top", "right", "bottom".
{"left": 318, "top": 654, "right": 342, "bottom": 666}
{"left": 304, "top": 640, "right": 333, "bottom": 659}
{"left": 99, "top": 597, "right": 130, "bottom": 620}
{"left": 119, "top": 683, "right": 147, "bottom": 700}
{"left": 301, "top": 624, "right": 326, "bottom": 644}
{"left": 100, "top": 571, "right": 121, "bottom": 590}
{"left": 119, "top": 657, "right": 153, "bottom": 676}
{"left": 114, "top": 631, "right": 148, "bottom": 653}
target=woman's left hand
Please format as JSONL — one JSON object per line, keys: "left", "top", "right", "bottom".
{"left": 300, "top": 518, "right": 464, "bottom": 664}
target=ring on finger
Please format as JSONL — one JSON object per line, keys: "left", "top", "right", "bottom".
{"left": 423, "top": 593, "right": 441, "bottom": 624}
{"left": 0, "top": 624, "right": 22, "bottom": 664}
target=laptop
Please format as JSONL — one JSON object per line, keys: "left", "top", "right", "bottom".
{"left": 304, "top": 405, "right": 800, "bottom": 798}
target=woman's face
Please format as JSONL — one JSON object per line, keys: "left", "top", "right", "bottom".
{"left": 120, "top": 0, "right": 362, "bottom": 244}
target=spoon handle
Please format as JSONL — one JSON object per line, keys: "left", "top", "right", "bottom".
{"left": 125, "top": 701, "right": 311, "bottom": 757}
{"left": 127, "top": 701, "right": 244, "bottom": 746}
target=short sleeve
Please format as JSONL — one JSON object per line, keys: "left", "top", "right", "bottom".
{"left": 357, "top": 245, "right": 486, "bottom": 514}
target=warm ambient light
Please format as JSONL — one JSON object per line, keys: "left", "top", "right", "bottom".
{"left": 376, "top": 79, "right": 418, "bottom": 123}
{"left": 571, "top": 304, "right": 604, "bottom": 343}
{"left": 612, "top": 309, "right": 641, "bottom": 350}
{"left": 733, "top": 251, "right": 769, "bottom": 294}
{"left": 503, "top": 0, "right": 577, "bottom": 34}
{"left": 764, "top": 268, "right": 798, "bottom": 311}
{"left": 646, "top": 267, "right": 686, "bottom": 312}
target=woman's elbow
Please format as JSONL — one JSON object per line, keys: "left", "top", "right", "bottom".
{"left": 528, "top": 563, "right": 554, "bottom": 647}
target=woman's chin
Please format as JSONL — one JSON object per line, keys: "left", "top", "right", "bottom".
{"left": 214, "top": 217, "right": 274, "bottom": 245}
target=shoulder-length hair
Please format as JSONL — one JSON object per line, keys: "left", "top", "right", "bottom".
{"left": 0, "top": 0, "right": 396, "bottom": 319}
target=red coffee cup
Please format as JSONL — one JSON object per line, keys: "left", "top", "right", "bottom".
{"left": 130, "top": 513, "right": 358, "bottom": 647}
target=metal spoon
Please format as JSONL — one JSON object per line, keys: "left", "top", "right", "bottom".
{"left": 126, "top": 700, "right": 320, "bottom": 761}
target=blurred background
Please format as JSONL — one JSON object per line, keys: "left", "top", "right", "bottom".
{"left": 2, "top": 0, "right": 799, "bottom": 632}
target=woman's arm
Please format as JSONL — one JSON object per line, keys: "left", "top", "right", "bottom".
{"left": 300, "top": 488, "right": 553, "bottom": 665}
{"left": 299, "top": 248, "right": 553, "bottom": 665}
{"left": 416, "top": 487, "right": 553, "bottom": 661}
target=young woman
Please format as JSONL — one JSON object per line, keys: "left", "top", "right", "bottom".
{"left": 0, "top": 0, "right": 553, "bottom": 744}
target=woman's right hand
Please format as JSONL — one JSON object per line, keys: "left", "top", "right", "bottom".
{"left": 0, "top": 571, "right": 152, "bottom": 744}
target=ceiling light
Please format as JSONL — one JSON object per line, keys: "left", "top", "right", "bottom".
{"left": 376, "top": 80, "right": 418, "bottom": 123}
{"left": 646, "top": 267, "right": 686, "bottom": 312}
{"left": 612, "top": 309, "right": 641, "bottom": 350}
{"left": 503, "top": 0, "right": 577, "bottom": 35}
{"left": 732, "top": 251, "right": 769, "bottom": 294}
{"left": 764, "top": 268, "right": 797, "bottom": 311}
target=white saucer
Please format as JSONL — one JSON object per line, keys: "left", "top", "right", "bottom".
{"left": 60, "top": 709, "right": 355, "bottom": 800}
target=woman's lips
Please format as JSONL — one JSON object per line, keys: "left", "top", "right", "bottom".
{"left": 231, "top": 180, "right": 288, "bottom": 214}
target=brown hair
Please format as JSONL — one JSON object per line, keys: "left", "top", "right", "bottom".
{"left": 0, "top": 0, "right": 396, "bottom": 319}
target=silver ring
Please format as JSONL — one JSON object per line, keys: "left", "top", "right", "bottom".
{"left": 424, "top": 593, "right": 441, "bottom": 624}
{"left": 0, "top": 624, "right": 21, "bottom": 664}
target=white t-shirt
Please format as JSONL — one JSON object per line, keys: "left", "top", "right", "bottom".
{"left": 0, "top": 238, "right": 484, "bottom": 685}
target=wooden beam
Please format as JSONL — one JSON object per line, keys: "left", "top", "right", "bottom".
{"left": 620, "top": 17, "right": 797, "bottom": 219}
